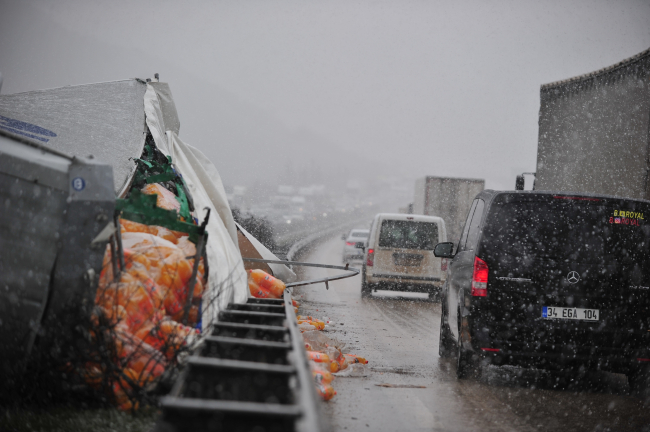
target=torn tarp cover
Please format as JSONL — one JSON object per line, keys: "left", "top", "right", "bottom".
{"left": 236, "top": 223, "right": 297, "bottom": 283}
{"left": 143, "top": 84, "right": 248, "bottom": 327}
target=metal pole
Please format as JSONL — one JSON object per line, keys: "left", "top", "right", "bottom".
{"left": 242, "top": 258, "right": 359, "bottom": 288}
{"left": 183, "top": 208, "right": 211, "bottom": 325}
{"left": 109, "top": 236, "right": 119, "bottom": 282}
{"left": 114, "top": 211, "right": 125, "bottom": 271}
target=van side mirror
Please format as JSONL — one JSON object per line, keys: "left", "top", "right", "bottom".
{"left": 515, "top": 175, "right": 525, "bottom": 190}
{"left": 434, "top": 242, "right": 455, "bottom": 258}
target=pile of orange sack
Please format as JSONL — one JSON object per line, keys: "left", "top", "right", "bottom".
{"left": 87, "top": 218, "right": 206, "bottom": 411}
{"left": 302, "top": 325, "right": 368, "bottom": 401}
{"left": 246, "top": 269, "right": 368, "bottom": 402}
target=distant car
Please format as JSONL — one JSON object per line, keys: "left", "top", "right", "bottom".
{"left": 342, "top": 229, "right": 369, "bottom": 262}
{"left": 435, "top": 190, "right": 650, "bottom": 397}
{"left": 362, "top": 213, "right": 447, "bottom": 298}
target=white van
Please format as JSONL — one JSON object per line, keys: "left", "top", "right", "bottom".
{"left": 362, "top": 213, "right": 447, "bottom": 298}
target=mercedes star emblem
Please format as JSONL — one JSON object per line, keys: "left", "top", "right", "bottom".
{"left": 567, "top": 271, "right": 580, "bottom": 284}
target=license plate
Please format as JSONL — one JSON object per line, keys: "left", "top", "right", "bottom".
{"left": 393, "top": 253, "right": 423, "bottom": 267}
{"left": 542, "top": 306, "right": 599, "bottom": 321}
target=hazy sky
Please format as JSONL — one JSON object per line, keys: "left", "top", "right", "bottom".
{"left": 1, "top": 0, "right": 650, "bottom": 194}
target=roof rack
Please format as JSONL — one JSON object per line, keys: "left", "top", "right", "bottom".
{"left": 541, "top": 46, "right": 650, "bottom": 91}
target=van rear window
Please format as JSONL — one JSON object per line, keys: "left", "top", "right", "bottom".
{"left": 482, "top": 196, "right": 650, "bottom": 263}
{"left": 378, "top": 220, "right": 439, "bottom": 250}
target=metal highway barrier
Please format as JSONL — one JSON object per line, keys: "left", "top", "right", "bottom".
{"left": 154, "top": 260, "right": 359, "bottom": 432}
{"left": 244, "top": 258, "right": 360, "bottom": 290}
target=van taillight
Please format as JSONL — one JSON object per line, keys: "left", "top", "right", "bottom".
{"left": 346, "top": 241, "right": 355, "bottom": 246}
{"left": 471, "top": 256, "right": 488, "bottom": 297}
{"left": 367, "top": 249, "right": 374, "bottom": 267}
{"left": 441, "top": 258, "right": 448, "bottom": 272}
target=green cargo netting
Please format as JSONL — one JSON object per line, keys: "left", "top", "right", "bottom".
{"left": 130, "top": 143, "right": 193, "bottom": 221}
{"left": 117, "top": 190, "right": 203, "bottom": 243}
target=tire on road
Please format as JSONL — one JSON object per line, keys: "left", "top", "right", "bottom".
{"left": 456, "top": 306, "right": 479, "bottom": 379}
{"left": 361, "top": 265, "right": 372, "bottom": 298}
{"left": 438, "top": 293, "right": 454, "bottom": 358}
{"left": 456, "top": 343, "right": 475, "bottom": 379}
{"left": 628, "top": 367, "right": 650, "bottom": 400}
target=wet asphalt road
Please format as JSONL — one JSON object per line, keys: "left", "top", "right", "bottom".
{"left": 294, "top": 236, "right": 650, "bottom": 432}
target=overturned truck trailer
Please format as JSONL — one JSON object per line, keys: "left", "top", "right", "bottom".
{"left": 0, "top": 130, "right": 114, "bottom": 384}
{"left": 536, "top": 47, "right": 650, "bottom": 199}
{"left": 0, "top": 78, "right": 324, "bottom": 431}
{"left": 0, "top": 79, "right": 248, "bottom": 378}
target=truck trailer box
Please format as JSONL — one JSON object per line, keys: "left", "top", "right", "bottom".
{"left": 536, "top": 47, "right": 650, "bottom": 200}
{"left": 413, "top": 176, "right": 484, "bottom": 245}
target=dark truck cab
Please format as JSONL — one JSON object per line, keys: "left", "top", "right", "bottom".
{"left": 436, "top": 190, "right": 650, "bottom": 393}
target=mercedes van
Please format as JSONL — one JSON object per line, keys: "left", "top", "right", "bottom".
{"left": 435, "top": 190, "right": 650, "bottom": 396}
{"left": 362, "top": 213, "right": 447, "bottom": 298}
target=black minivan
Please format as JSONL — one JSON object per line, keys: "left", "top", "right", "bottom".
{"left": 434, "top": 190, "right": 650, "bottom": 394}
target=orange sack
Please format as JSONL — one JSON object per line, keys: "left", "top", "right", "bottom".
{"left": 298, "top": 320, "right": 325, "bottom": 331}
{"left": 312, "top": 369, "right": 334, "bottom": 385}
{"left": 248, "top": 279, "right": 272, "bottom": 299}
{"left": 177, "top": 236, "right": 196, "bottom": 257}
{"left": 247, "top": 269, "right": 286, "bottom": 299}
{"left": 92, "top": 217, "right": 208, "bottom": 411}
{"left": 344, "top": 354, "right": 368, "bottom": 365}
{"left": 134, "top": 317, "right": 197, "bottom": 358}
{"left": 120, "top": 219, "right": 156, "bottom": 235}
{"left": 324, "top": 347, "right": 346, "bottom": 368}
{"left": 307, "top": 351, "right": 330, "bottom": 363}
{"left": 315, "top": 382, "right": 336, "bottom": 401}
{"left": 141, "top": 183, "right": 181, "bottom": 212}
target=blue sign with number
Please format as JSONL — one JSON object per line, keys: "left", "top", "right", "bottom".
{"left": 72, "top": 177, "right": 86, "bottom": 191}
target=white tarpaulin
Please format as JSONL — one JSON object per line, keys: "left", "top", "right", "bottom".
{"left": 236, "top": 223, "right": 297, "bottom": 283}
{"left": 143, "top": 84, "right": 248, "bottom": 327}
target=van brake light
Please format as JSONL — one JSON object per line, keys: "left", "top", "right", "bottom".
{"left": 346, "top": 242, "right": 355, "bottom": 246}
{"left": 367, "top": 249, "right": 374, "bottom": 267}
{"left": 471, "top": 256, "right": 488, "bottom": 297}
{"left": 441, "top": 258, "right": 448, "bottom": 272}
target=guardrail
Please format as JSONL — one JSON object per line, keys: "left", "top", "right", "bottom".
{"left": 286, "top": 216, "right": 371, "bottom": 262}
{"left": 154, "top": 259, "right": 359, "bottom": 432}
